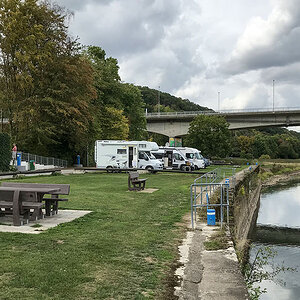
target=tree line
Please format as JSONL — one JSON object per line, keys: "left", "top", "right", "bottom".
{"left": 185, "top": 115, "right": 300, "bottom": 160}
{"left": 1, "top": 0, "right": 299, "bottom": 165}
{"left": 0, "top": 0, "right": 213, "bottom": 164}
{"left": 0, "top": 0, "right": 146, "bottom": 163}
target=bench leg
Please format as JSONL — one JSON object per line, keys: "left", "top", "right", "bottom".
{"left": 30, "top": 208, "right": 40, "bottom": 221}
{"left": 12, "top": 190, "right": 21, "bottom": 226}
{"left": 45, "top": 200, "right": 52, "bottom": 216}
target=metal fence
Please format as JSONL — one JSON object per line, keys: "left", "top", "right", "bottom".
{"left": 190, "top": 167, "right": 236, "bottom": 229}
{"left": 19, "top": 152, "right": 68, "bottom": 168}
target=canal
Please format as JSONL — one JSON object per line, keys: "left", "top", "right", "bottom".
{"left": 250, "top": 180, "right": 300, "bottom": 299}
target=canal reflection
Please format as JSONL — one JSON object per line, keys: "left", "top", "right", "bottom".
{"left": 250, "top": 180, "right": 300, "bottom": 300}
{"left": 258, "top": 182, "right": 300, "bottom": 228}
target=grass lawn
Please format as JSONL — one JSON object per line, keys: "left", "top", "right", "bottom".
{"left": 0, "top": 172, "right": 201, "bottom": 299}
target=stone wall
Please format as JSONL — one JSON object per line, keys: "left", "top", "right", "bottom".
{"left": 230, "top": 165, "right": 261, "bottom": 263}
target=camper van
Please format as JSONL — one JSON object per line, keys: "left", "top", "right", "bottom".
{"left": 176, "top": 147, "right": 205, "bottom": 169}
{"left": 151, "top": 147, "right": 192, "bottom": 171}
{"left": 94, "top": 140, "right": 163, "bottom": 170}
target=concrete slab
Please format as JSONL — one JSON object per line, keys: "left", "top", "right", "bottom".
{"left": 175, "top": 223, "right": 249, "bottom": 300}
{"left": 0, "top": 210, "right": 92, "bottom": 234}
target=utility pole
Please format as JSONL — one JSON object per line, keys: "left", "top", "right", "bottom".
{"left": 218, "top": 91, "right": 220, "bottom": 113}
{"left": 272, "top": 80, "right": 275, "bottom": 112}
{"left": 158, "top": 86, "right": 160, "bottom": 115}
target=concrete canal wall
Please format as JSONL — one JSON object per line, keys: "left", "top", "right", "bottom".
{"left": 230, "top": 165, "right": 261, "bottom": 263}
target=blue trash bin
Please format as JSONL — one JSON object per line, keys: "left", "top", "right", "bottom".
{"left": 207, "top": 209, "right": 216, "bottom": 226}
{"left": 17, "top": 153, "right": 21, "bottom": 166}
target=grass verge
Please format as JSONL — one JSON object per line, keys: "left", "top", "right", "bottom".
{"left": 204, "top": 229, "right": 229, "bottom": 251}
{"left": 0, "top": 172, "right": 198, "bottom": 300}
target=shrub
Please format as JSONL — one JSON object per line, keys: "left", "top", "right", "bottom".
{"left": 0, "top": 133, "right": 11, "bottom": 171}
{"left": 259, "top": 154, "right": 271, "bottom": 160}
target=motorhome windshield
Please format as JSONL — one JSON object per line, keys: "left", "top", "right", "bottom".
{"left": 174, "top": 153, "right": 184, "bottom": 161}
{"left": 186, "top": 152, "right": 201, "bottom": 159}
{"left": 144, "top": 151, "right": 156, "bottom": 159}
{"left": 186, "top": 153, "right": 194, "bottom": 159}
{"left": 195, "top": 152, "right": 201, "bottom": 159}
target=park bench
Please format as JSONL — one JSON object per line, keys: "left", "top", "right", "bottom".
{"left": 128, "top": 172, "right": 147, "bottom": 191}
{"left": 1, "top": 182, "right": 70, "bottom": 217}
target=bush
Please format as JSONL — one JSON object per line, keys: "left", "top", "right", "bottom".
{"left": 259, "top": 154, "right": 271, "bottom": 159}
{"left": 0, "top": 133, "right": 11, "bottom": 171}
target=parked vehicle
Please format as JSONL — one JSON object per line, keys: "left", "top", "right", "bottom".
{"left": 152, "top": 147, "right": 192, "bottom": 171}
{"left": 176, "top": 147, "right": 206, "bottom": 169}
{"left": 94, "top": 140, "right": 163, "bottom": 170}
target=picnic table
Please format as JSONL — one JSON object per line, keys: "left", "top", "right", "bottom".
{"left": 0, "top": 186, "right": 60, "bottom": 226}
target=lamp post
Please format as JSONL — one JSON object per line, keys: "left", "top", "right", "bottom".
{"left": 272, "top": 80, "right": 275, "bottom": 112}
{"left": 158, "top": 86, "right": 160, "bottom": 115}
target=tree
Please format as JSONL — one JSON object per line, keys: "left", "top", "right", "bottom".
{"left": 86, "top": 46, "right": 146, "bottom": 141}
{"left": 185, "top": 115, "right": 232, "bottom": 157}
{"left": 120, "top": 83, "right": 146, "bottom": 140}
{"left": 0, "top": 133, "right": 11, "bottom": 171}
{"left": 0, "top": 0, "right": 96, "bottom": 160}
{"left": 99, "top": 107, "right": 129, "bottom": 140}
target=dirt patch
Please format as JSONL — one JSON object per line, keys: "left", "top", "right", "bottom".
{"left": 174, "top": 212, "right": 191, "bottom": 228}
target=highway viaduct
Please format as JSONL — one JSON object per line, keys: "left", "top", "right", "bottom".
{"left": 146, "top": 108, "right": 300, "bottom": 137}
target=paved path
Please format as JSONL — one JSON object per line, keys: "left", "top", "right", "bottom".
{"left": 175, "top": 224, "right": 249, "bottom": 299}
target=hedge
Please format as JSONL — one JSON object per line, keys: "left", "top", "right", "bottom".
{"left": 0, "top": 133, "right": 11, "bottom": 171}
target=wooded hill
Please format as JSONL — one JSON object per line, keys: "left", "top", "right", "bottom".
{"left": 138, "top": 86, "right": 213, "bottom": 113}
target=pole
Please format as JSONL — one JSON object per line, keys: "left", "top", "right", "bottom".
{"left": 272, "top": 80, "right": 275, "bottom": 112}
{"left": 218, "top": 91, "right": 220, "bottom": 113}
{"left": 158, "top": 87, "right": 160, "bottom": 114}
{"left": 158, "top": 86, "right": 160, "bottom": 115}
{"left": 1, "top": 109, "right": 2, "bottom": 132}
{"left": 86, "top": 144, "right": 89, "bottom": 167}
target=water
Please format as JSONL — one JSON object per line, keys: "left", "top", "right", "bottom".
{"left": 250, "top": 181, "right": 300, "bottom": 300}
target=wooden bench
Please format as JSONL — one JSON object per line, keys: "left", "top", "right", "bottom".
{"left": 128, "top": 172, "right": 148, "bottom": 191}
{"left": 1, "top": 182, "right": 70, "bottom": 217}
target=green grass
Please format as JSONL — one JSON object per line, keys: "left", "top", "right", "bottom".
{"left": 204, "top": 229, "right": 229, "bottom": 251}
{"left": 0, "top": 172, "right": 199, "bottom": 299}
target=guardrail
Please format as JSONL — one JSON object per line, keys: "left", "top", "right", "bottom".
{"left": 146, "top": 106, "right": 300, "bottom": 117}
{"left": 19, "top": 152, "right": 68, "bottom": 168}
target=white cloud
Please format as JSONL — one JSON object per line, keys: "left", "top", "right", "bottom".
{"left": 222, "top": 0, "right": 300, "bottom": 74}
{"left": 51, "top": 0, "right": 300, "bottom": 120}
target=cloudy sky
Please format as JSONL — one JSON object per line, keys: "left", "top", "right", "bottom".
{"left": 52, "top": 0, "right": 300, "bottom": 113}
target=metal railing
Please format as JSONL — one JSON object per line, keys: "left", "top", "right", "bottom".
{"left": 190, "top": 167, "right": 236, "bottom": 229}
{"left": 19, "top": 152, "right": 68, "bottom": 168}
{"left": 146, "top": 106, "right": 300, "bottom": 117}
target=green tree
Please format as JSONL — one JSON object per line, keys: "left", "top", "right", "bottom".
{"left": 120, "top": 83, "right": 146, "bottom": 140}
{"left": 100, "top": 107, "right": 129, "bottom": 140}
{"left": 139, "top": 86, "right": 212, "bottom": 113}
{"left": 0, "top": 0, "right": 96, "bottom": 160}
{"left": 0, "top": 133, "right": 11, "bottom": 171}
{"left": 86, "top": 46, "right": 146, "bottom": 141}
{"left": 185, "top": 115, "right": 232, "bottom": 157}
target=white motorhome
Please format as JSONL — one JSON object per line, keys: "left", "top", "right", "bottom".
{"left": 176, "top": 147, "right": 205, "bottom": 169}
{"left": 94, "top": 140, "right": 163, "bottom": 170}
{"left": 151, "top": 147, "right": 192, "bottom": 171}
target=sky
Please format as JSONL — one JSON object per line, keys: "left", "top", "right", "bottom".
{"left": 52, "top": 0, "right": 300, "bottom": 116}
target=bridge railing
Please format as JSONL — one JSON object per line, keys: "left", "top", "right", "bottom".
{"left": 146, "top": 106, "right": 300, "bottom": 117}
